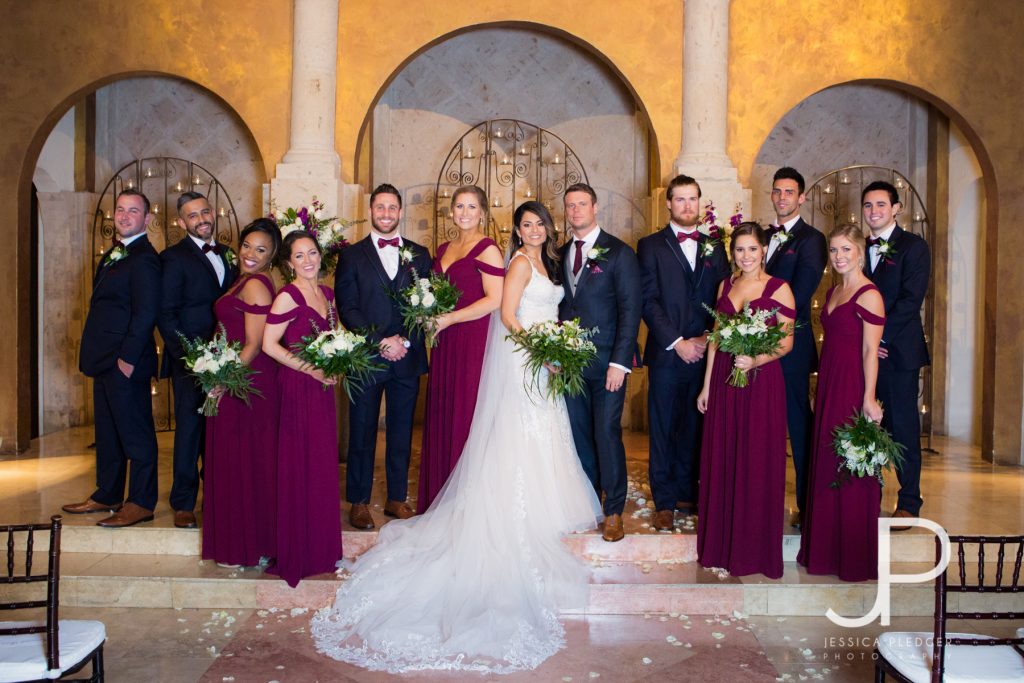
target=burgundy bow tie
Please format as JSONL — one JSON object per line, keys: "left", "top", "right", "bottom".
{"left": 766, "top": 225, "right": 785, "bottom": 238}
{"left": 378, "top": 237, "right": 400, "bottom": 248}
{"left": 676, "top": 231, "right": 700, "bottom": 243}
{"left": 111, "top": 239, "right": 125, "bottom": 249}
{"left": 867, "top": 236, "right": 885, "bottom": 247}
{"left": 202, "top": 242, "right": 224, "bottom": 255}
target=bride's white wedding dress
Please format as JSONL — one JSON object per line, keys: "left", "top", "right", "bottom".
{"left": 311, "top": 253, "right": 603, "bottom": 674}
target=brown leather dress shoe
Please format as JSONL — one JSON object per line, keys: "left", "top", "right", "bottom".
{"left": 349, "top": 503, "right": 375, "bottom": 530}
{"left": 383, "top": 500, "right": 414, "bottom": 519}
{"left": 62, "top": 498, "right": 122, "bottom": 515}
{"left": 675, "top": 500, "right": 695, "bottom": 516}
{"left": 891, "top": 508, "right": 916, "bottom": 532}
{"left": 653, "top": 509, "right": 675, "bottom": 531}
{"left": 174, "top": 510, "right": 198, "bottom": 529}
{"left": 96, "top": 502, "right": 154, "bottom": 528}
{"left": 602, "top": 513, "right": 624, "bottom": 542}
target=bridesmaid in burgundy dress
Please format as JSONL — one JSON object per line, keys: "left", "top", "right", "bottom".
{"left": 798, "top": 224, "right": 885, "bottom": 581}
{"left": 203, "top": 219, "right": 281, "bottom": 568}
{"left": 417, "top": 185, "right": 505, "bottom": 513}
{"left": 262, "top": 230, "right": 342, "bottom": 587}
{"left": 697, "top": 222, "right": 795, "bottom": 579}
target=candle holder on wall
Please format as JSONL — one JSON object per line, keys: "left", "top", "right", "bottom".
{"left": 804, "top": 164, "right": 936, "bottom": 452}
{"left": 432, "top": 120, "right": 589, "bottom": 252}
{"left": 91, "top": 157, "right": 240, "bottom": 432}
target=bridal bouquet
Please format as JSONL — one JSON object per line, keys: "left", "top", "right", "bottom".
{"left": 273, "top": 198, "right": 356, "bottom": 275}
{"left": 507, "top": 319, "right": 598, "bottom": 399}
{"left": 292, "top": 325, "right": 385, "bottom": 400}
{"left": 831, "top": 411, "right": 905, "bottom": 488}
{"left": 704, "top": 303, "right": 793, "bottom": 387}
{"left": 394, "top": 272, "right": 461, "bottom": 348}
{"left": 179, "top": 325, "right": 261, "bottom": 416}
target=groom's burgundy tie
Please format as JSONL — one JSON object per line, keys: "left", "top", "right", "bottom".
{"left": 572, "top": 240, "right": 585, "bottom": 277}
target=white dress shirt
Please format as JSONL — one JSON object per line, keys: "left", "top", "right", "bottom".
{"left": 670, "top": 221, "right": 699, "bottom": 271}
{"left": 766, "top": 215, "right": 800, "bottom": 262}
{"left": 869, "top": 222, "right": 897, "bottom": 272}
{"left": 371, "top": 229, "right": 403, "bottom": 280}
{"left": 190, "top": 234, "right": 225, "bottom": 286}
{"left": 120, "top": 233, "right": 145, "bottom": 247}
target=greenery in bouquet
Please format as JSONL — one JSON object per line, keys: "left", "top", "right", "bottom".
{"left": 291, "top": 324, "right": 385, "bottom": 401}
{"left": 273, "top": 197, "right": 358, "bottom": 276}
{"left": 704, "top": 303, "right": 793, "bottom": 387}
{"left": 831, "top": 410, "right": 905, "bottom": 488}
{"left": 179, "top": 325, "right": 261, "bottom": 416}
{"left": 507, "top": 318, "right": 598, "bottom": 400}
{"left": 393, "top": 270, "right": 461, "bottom": 348}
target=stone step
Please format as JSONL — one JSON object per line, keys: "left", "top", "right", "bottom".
{"left": 11, "top": 551, "right": 1018, "bottom": 618}
{"left": 34, "top": 524, "right": 944, "bottom": 564}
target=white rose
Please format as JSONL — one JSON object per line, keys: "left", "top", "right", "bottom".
{"left": 587, "top": 248, "right": 600, "bottom": 259}
{"left": 419, "top": 278, "right": 430, "bottom": 287}
{"left": 422, "top": 292, "right": 436, "bottom": 307}
{"left": 719, "top": 327, "right": 733, "bottom": 338}
{"left": 313, "top": 209, "right": 324, "bottom": 221}
{"left": 193, "top": 357, "right": 210, "bottom": 373}
{"left": 410, "top": 293, "right": 421, "bottom": 307}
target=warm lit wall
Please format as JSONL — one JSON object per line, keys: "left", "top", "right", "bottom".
{"left": 3, "top": 1, "right": 1024, "bottom": 462}
{"left": 0, "top": 0, "right": 293, "bottom": 450}
{"left": 728, "top": 0, "right": 1024, "bottom": 462}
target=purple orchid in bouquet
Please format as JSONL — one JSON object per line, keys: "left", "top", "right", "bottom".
{"left": 697, "top": 201, "right": 744, "bottom": 261}
{"left": 272, "top": 197, "right": 360, "bottom": 276}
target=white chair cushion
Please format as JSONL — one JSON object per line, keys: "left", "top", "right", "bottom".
{"left": 0, "top": 620, "right": 105, "bottom": 682}
{"left": 878, "top": 631, "right": 1024, "bottom": 683}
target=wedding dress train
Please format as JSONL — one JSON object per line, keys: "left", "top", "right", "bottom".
{"left": 311, "top": 254, "right": 603, "bottom": 674}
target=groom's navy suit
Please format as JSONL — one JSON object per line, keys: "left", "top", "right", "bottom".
{"left": 80, "top": 235, "right": 162, "bottom": 511}
{"left": 764, "top": 217, "right": 827, "bottom": 515}
{"left": 559, "top": 229, "right": 642, "bottom": 516}
{"left": 335, "top": 236, "right": 432, "bottom": 504}
{"left": 157, "top": 237, "right": 237, "bottom": 513}
{"left": 865, "top": 224, "right": 930, "bottom": 515}
{"left": 638, "top": 226, "right": 729, "bottom": 511}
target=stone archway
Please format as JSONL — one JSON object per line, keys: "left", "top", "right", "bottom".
{"left": 750, "top": 80, "right": 997, "bottom": 458}
{"left": 19, "top": 73, "right": 267, "bottom": 443}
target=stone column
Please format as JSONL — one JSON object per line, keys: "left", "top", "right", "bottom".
{"left": 270, "top": 0, "right": 362, "bottom": 219}
{"left": 675, "top": 0, "right": 750, "bottom": 215}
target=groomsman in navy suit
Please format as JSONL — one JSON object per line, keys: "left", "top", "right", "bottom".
{"left": 559, "top": 183, "right": 642, "bottom": 542}
{"left": 638, "top": 175, "right": 729, "bottom": 531}
{"left": 158, "top": 191, "right": 237, "bottom": 529}
{"left": 862, "top": 180, "right": 930, "bottom": 528}
{"left": 63, "top": 190, "right": 162, "bottom": 527}
{"left": 764, "top": 167, "right": 827, "bottom": 529}
{"left": 334, "top": 184, "right": 432, "bottom": 530}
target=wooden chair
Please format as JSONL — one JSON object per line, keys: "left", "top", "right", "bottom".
{"left": 874, "top": 534, "right": 1024, "bottom": 682}
{"left": 0, "top": 515, "right": 104, "bottom": 682}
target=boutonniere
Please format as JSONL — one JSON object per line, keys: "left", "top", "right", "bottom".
{"left": 104, "top": 244, "right": 128, "bottom": 266}
{"left": 399, "top": 246, "right": 415, "bottom": 266}
{"left": 700, "top": 240, "right": 716, "bottom": 258}
{"left": 223, "top": 247, "right": 239, "bottom": 269}
{"left": 877, "top": 240, "right": 896, "bottom": 260}
{"left": 585, "top": 246, "right": 609, "bottom": 273}
{"left": 774, "top": 230, "right": 793, "bottom": 247}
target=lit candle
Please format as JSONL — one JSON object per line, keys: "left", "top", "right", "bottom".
{"left": 145, "top": 168, "right": 153, "bottom": 178}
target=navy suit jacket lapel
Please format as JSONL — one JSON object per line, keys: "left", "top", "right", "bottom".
{"left": 561, "top": 240, "right": 576, "bottom": 302}
{"left": 574, "top": 231, "right": 605, "bottom": 294}
{"left": 662, "top": 226, "right": 697, "bottom": 286}
{"left": 360, "top": 237, "right": 391, "bottom": 289}
{"left": 185, "top": 237, "right": 220, "bottom": 286}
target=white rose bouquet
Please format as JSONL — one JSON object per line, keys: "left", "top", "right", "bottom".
{"left": 831, "top": 411, "right": 905, "bottom": 488}
{"left": 393, "top": 271, "right": 461, "bottom": 348}
{"left": 506, "top": 318, "right": 598, "bottom": 399}
{"left": 179, "top": 325, "right": 261, "bottom": 416}
{"left": 704, "top": 303, "right": 793, "bottom": 387}
{"left": 292, "top": 325, "right": 385, "bottom": 401}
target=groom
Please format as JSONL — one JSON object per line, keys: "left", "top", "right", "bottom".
{"left": 334, "top": 183, "right": 432, "bottom": 530}
{"left": 559, "top": 183, "right": 642, "bottom": 542}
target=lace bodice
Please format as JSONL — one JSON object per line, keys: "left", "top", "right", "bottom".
{"left": 513, "top": 253, "right": 563, "bottom": 328}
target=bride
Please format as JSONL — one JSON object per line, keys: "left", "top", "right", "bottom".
{"left": 311, "top": 200, "right": 603, "bottom": 674}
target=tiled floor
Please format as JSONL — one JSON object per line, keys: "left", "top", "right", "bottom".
{"left": 2, "top": 427, "right": 1022, "bottom": 681}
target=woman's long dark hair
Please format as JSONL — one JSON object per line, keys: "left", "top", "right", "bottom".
{"left": 510, "top": 201, "right": 562, "bottom": 285}
{"left": 279, "top": 229, "right": 323, "bottom": 279}
{"left": 239, "top": 217, "right": 282, "bottom": 271}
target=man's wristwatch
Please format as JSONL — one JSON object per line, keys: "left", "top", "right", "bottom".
{"left": 400, "top": 337, "right": 411, "bottom": 349}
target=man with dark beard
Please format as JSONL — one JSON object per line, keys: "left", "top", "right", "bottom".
{"left": 638, "top": 175, "right": 729, "bottom": 531}
{"left": 334, "top": 184, "right": 432, "bottom": 530}
{"left": 158, "top": 192, "right": 237, "bottom": 529}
